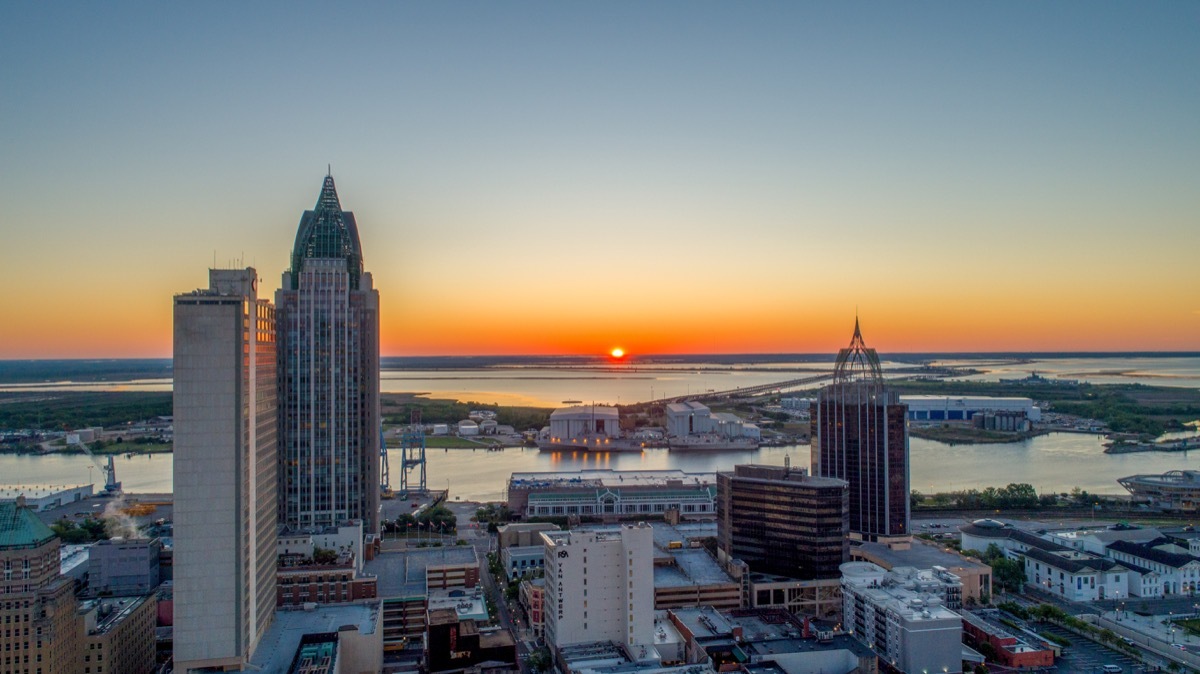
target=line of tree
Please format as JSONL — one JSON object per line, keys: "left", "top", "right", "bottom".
{"left": 913, "top": 483, "right": 1045, "bottom": 509}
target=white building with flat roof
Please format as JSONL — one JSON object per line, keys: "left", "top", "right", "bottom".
{"left": 0, "top": 484, "right": 93, "bottom": 511}
{"left": 841, "top": 561, "right": 964, "bottom": 674}
{"left": 543, "top": 523, "right": 655, "bottom": 654}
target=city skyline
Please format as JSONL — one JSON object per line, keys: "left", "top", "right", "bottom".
{"left": 2, "top": 3, "right": 1198, "bottom": 358}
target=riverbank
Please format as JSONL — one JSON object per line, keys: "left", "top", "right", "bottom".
{"left": 909, "top": 425, "right": 1047, "bottom": 445}
{"left": 1104, "top": 437, "right": 1200, "bottom": 454}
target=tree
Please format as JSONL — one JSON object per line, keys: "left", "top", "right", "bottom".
{"left": 312, "top": 546, "right": 338, "bottom": 565}
{"left": 983, "top": 543, "right": 1005, "bottom": 563}
{"left": 991, "top": 557, "right": 1026, "bottom": 593}
{"left": 527, "top": 647, "right": 551, "bottom": 673}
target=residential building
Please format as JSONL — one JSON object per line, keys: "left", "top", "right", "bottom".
{"left": 277, "top": 173, "right": 381, "bottom": 534}
{"left": 0, "top": 499, "right": 80, "bottom": 674}
{"left": 542, "top": 524, "right": 655, "bottom": 653}
{"left": 519, "top": 577, "right": 545, "bottom": 640}
{"left": 361, "top": 546, "right": 480, "bottom": 652}
{"left": 87, "top": 538, "right": 162, "bottom": 596}
{"left": 173, "top": 267, "right": 278, "bottom": 671}
{"left": 716, "top": 463, "right": 849, "bottom": 581}
{"left": 960, "top": 610, "right": 1055, "bottom": 670}
{"left": 80, "top": 594, "right": 158, "bottom": 674}
{"left": 811, "top": 320, "right": 909, "bottom": 541}
{"left": 502, "top": 545, "right": 545, "bottom": 579}
{"left": 841, "top": 562, "right": 963, "bottom": 674}
{"left": 276, "top": 560, "right": 377, "bottom": 607}
{"left": 426, "top": 609, "right": 518, "bottom": 673}
{"left": 851, "top": 538, "right": 992, "bottom": 605}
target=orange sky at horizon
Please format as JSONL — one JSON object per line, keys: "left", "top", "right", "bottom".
{"left": 1, "top": 278, "right": 1196, "bottom": 359}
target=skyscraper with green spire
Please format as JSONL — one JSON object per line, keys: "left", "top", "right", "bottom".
{"left": 277, "top": 174, "right": 381, "bottom": 534}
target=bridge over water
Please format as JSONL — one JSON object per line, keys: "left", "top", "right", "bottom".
{"left": 644, "top": 373, "right": 833, "bottom": 405}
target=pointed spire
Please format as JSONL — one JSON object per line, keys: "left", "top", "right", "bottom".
{"left": 316, "top": 173, "right": 342, "bottom": 213}
{"left": 289, "top": 174, "right": 363, "bottom": 289}
{"left": 833, "top": 315, "right": 883, "bottom": 386}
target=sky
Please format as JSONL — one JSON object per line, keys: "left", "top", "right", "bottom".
{"left": 1, "top": 2, "right": 1198, "bottom": 358}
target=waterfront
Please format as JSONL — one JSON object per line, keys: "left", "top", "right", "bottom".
{"left": 3, "top": 355, "right": 1199, "bottom": 405}
{"left": 10, "top": 431, "right": 1200, "bottom": 503}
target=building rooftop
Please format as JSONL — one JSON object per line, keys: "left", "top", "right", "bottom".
{"left": 61, "top": 544, "right": 90, "bottom": 577}
{"left": 363, "top": 546, "right": 479, "bottom": 597}
{"left": 0, "top": 501, "right": 56, "bottom": 549}
{"left": 428, "top": 587, "right": 487, "bottom": 622}
{"left": 1023, "top": 547, "right": 1121, "bottom": 574}
{"left": 0, "top": 484, "right": 91, "bottom": 500}
{"left": 959, "top": 520, "right": 1074, "bottom": 553}
{"left": 654, "top": 549, "right": 735, "bottom": 588}
{"left": 665, "top": 402, "right": 709, "bottom": 415}
{"left": 508, "top": 469, "right": 714, "bottom": 491}
{"left": 82, "top": 595, "right": 151, "bottom": 636}
{"left": 551, "top": 405, "right": 620, "bottom": 420}
{"left": 1107, "top": 539, "right": 1199, "bottom": 569}
{"left": 856, "top": 539, "right": 990, "bottom": 571}
{"left": 961, "top": 610, "right": 1053, "bottom": 655}
{"left": 245, "top": 603, "right": 379, "bottom": 674}
{"left": 670, "top": 608, "right": 874, "bottom": 660}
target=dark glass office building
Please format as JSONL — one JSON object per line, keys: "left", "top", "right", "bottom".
{"left": 276, "top": 174, "right": 381, "bottom": 533}
{"left": 811, "top": 319, "right": 909, "bottom": 541}
{"left": 716, "top": 464, "right": 849, "bottom": 580}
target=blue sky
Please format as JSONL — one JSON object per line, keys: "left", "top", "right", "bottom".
{"left": 2, "top": 3, "right": 1198, "bottom": 356}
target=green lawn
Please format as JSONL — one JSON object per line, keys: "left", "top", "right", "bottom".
{"left": 1176, "top": 618, "right": 1200, "bottom": 636}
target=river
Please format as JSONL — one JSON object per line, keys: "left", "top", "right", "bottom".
{"left": 3, "top": 356, "right": 1199, "bottom": 405}
{"left": 10, "top": 431, "right": 1200, "bottom": 502}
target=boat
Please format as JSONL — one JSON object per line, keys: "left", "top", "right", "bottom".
{"left": 668, "top": 434, "right": 759, "bottom": 451}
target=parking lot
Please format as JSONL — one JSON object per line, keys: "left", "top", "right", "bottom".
{"left": 1038, "top": 623, "right": 1150, "bottom": 674}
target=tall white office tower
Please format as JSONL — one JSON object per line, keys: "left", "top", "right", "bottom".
{"left": 173, "top": 268, "right": 278, "bottom": 671}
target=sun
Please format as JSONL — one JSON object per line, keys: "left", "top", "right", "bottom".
{"left": 610, "top": 347, "right": 625, "bottom": 359}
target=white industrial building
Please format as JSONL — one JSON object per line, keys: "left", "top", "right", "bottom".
{"left": 665, "top": 402, "right": 759, "bottom": 440}
{"left": 549, "top": 405, "right": 621, "bottom": 441}
{"left": 457, "top": 419, "right": 479, "bottom": 436}
{"left": 841, "top": 561, "right": 965, "bottom": 674}
{"left": 542, "top": 523, "right": 656, "bottom": 654}
{"left": 900, "top": 395, "right": 1041, "bottom": 422}
{"left": 0, "top": 484, "right": 93, "bottom": 511}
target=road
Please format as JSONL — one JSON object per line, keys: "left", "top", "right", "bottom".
{"left": 444, "top": 500, "right": 536, "bottom": 673}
